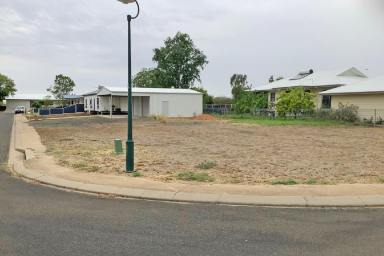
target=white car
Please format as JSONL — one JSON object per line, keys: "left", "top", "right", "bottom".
{"left": 14, "top": 106, "right": 26, "bottom": 114}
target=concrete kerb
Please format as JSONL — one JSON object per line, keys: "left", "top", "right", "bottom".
{"left": 7, "top": 115, "right": 384, "bottom": 208}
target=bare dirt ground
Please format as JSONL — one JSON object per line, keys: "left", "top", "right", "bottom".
{"left": 31, "top": 116, "right": 384, "bottom": 185}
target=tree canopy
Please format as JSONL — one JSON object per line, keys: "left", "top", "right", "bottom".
{"left": 230, "top": 74, "right": 251, "bottom": 101}
{"left": 191, "top": 87, "right": 214, "bottom": 104}
{"left": 0, "top": 73, "right": 17, "bottom": 101}
{"left": 276, "top": 87, "right": 315, "bottom": 117}
{"left": 133, "top": 32, "right": 208, "bottom": 89}
{"left": 47, "top": 75, "right": 75, "bottom": 103}
{"left": 133, "top": 68, "right": 165, "bottom": 88}
{"left": 213, "top": 97, "right": 233, "bottom": 104}
{"left": 234, "top": 91, "right": 268, "bottom": 114}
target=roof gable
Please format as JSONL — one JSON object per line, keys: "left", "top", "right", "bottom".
{"left": 337, "top": 67, "right": 368, "bottom": 78}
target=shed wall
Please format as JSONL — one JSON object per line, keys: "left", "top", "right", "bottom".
{"left": 149, "top": 93, "right": 202, "bottom": 117}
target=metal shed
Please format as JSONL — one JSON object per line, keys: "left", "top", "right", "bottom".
{"left": 83, "top": 86, "right": 203, "bottom": 117}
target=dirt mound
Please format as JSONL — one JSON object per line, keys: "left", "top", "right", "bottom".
{"left": 193, "top": 114, "right": 216, "bottom": 121}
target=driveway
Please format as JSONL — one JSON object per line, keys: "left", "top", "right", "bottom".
{"left": 0, "top": 113, "right": 384, "bottom": 256}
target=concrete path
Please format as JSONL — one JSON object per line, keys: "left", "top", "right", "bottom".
{"left": 9, "top": 115, "right": 384, "bottom": 207}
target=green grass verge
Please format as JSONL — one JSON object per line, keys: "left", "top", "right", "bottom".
{"left": 219, "top": 115, "right": 348, "bottom": 126}
{"left": 177, "top": 171, "right": 215, "bottom": 182}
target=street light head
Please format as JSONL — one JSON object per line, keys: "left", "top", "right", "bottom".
{"left": 117, "top": 0, "right": 136, "bottom": 4}
{"left": 117, "top": 0, "right": 140, "bottom": 19}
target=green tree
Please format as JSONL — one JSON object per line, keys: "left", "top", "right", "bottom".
{"left": 276, "top": 87, "right": 315, "bottom": 118}
{"left": 133, "top": 33, "right": 208, "bottom": 88}
{"left": 234, "top": 91, "right": 268, "bottom": 114}
{"left": 0, "top": 73, "right": 17, "bottom": 101}
{"left": 230, "top": 74, "right": 251, "bottom": 101}
{"left": 213, "top": 97, "right": 233, "bottom": 104}
{"left": 191, "top": 87, "right": 214, "bottom": 104}
{"left": 133, "top": 68, "right": 166, "bottom": 88}
{"left": 47, "top": 75, "right": 75, "bottom": 105}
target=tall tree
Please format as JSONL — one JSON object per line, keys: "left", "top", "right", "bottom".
{"left": 47, "top": 75, "right": 75, "bottom": 105}
{"left": 230, "top": 74, "right": 251, "bottom": 101}
{"left": 0, "top": 73, "right": 17, "bottom": 101}
{"left": 134, "top": 32, "right": 208, "bottom": 88}
{"left": 133, "top": 68, "right": 165, "bottom": 88}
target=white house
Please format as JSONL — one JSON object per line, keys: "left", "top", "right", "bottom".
{"left": 5, "top": 94, "right": 53, "bottom": 112}
{"left": 82, "top": 86, "right": 203, "bottom": 117}
{"left": 254, "top": 67, "right": 368, "bottom": 109}
{"left": 320, "top": 76, "right": 384, "bottom": 120}
{"left": 5, "top": 94, "right": 83, "bottom": 112}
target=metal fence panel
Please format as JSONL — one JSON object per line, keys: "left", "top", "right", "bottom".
{"left": 76, "top": 104, "right": 84, "bottom": 112}
{"left": 64, "top": 105, "right": 76, "bottom": 113}
{"left": 50, "top": 108, "right": 64, "bottom": 115}
{"left": 39, "top": 109, "right": 50, "bottom": 115}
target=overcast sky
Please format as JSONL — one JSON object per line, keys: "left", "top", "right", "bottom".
{"left": 1, "top": 0, "right": 383, "bottom": 97}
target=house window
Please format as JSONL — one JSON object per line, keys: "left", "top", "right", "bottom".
{"left": 322, "top": 95, "right": 332, "bottom": 109}
{"left": 85, "top": 99, "right": 87, "bottom": 108}
{"left": 97, "top": 98, "right": 99, "bottom": 109}
{"left": 270, "top": 92, "right": 276, "bottom": 103}
{"left": 90, "top": 99, "right": 92, "bottom": 109}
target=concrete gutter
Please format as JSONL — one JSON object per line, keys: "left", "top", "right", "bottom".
{"left": 8, "top": 116, "right": 384, "bottom": 207}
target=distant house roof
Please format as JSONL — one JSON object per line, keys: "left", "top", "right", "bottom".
{"left": 82, "top": 90, "right": 99, "bottom": 96}
{"left": 254, "top": 67, "right": 368, "bottom": 91}
{"left": 320, "top": 76, "right": 384, "bottom": 95}
{"left": 83, "top": 86, "right": 202, "bottom": 97}
{"left": 64, "top": 95, "right": 81, "bottom": 100}
{"left": 6, "top": 94, "right": 55, "bottom": 101}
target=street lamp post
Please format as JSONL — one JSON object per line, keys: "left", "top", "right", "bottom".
{"left": 117, "top": 0, "right": 140, "bottom": 173}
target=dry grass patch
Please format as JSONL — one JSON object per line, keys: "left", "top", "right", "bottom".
{"left": 31, "top": 116, "right": 384, "bottom": 184}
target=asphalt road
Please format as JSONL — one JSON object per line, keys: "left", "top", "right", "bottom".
{"left": 0, "top": 112, "right": 384, "bottom": 256}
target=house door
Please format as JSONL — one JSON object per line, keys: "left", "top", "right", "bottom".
{"left": 161, "top": 101, "right": 169, "bottom": 116}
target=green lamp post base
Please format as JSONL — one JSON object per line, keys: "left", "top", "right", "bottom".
{"left": 126, "top": 140, "right": 134, "bottom": 172}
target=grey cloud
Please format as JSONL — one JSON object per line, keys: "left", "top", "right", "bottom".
{"left": 0, "top": 0, "right": 383, "bottom": 96}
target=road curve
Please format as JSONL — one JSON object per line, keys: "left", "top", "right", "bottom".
{"left": 0, "top": 113, "right": 383, "bottom": 256}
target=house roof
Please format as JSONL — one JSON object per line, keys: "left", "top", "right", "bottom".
{"left": 84, "top": 86, "right": 202, "bottom": 96}
{"left": 64, "top": 95, "right": 81, "bottom": 100}
{"left": 254, "top": 67, "right": 368, "bottom": 91}
{"left": 6, "top": 94, "right": 55, "bottom": 101}
{"left": 320, "top": 76, "right": 384, "bottom": 95}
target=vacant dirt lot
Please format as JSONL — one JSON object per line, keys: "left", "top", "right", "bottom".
{"left": 31, "top": 116, "right": 384, "bottom": 184}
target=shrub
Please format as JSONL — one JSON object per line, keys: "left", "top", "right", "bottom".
{"left": 333, "top": 103, "right": 359, "bottom": 122}
{"left": 195, "top": 161, "right": 217, "bottom": 170}
{"left": 152, "top": 115, "right": 167, "bottom": 123}
{"left": 234, "top": 91, "right": 268, "bottom": 114}
{"left": 276, "top": 87, "right": 315, "bottom": 118}
{"left": 132, "top": 172, "right": 142, "bottom": 177}
{"left": 177, "top": 171, "right": 215, "bottom": 182}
